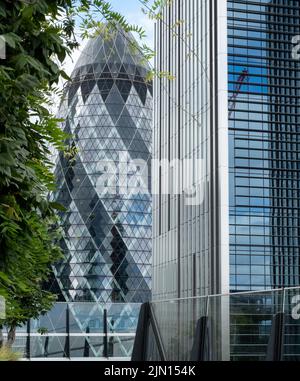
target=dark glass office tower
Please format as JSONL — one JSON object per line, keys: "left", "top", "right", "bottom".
{"left": 228, "top": 0, "right": 300, "bottom": 291}
{"left": 153, "top": 0, "right": 300, "bottom": 299}
{"left": 51, "top": 27, "right": 152, "bottom": 303}
{"left": 268, "top": 1, "right": 300, "bottom": 289}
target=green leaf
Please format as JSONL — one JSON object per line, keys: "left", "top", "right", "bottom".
{"left": 1, "top": 33, "right": 22, "bottom": 49}
{"left": 0, "top": 4, "right": 6, "bottom": 17}
{"left": 24, "top": 56, "right": 44, "bottom": 72}
{"left": 57, "top": 48, "right": 66, "bottom": 63}
{"left": 60, "top": 70, "right": 70, "bottom": 81}
{"left": 0, "top": 272, "right": 12, "bottom": 285}
{"left": 0, "top": 152, "right": 15, "bottom": 166}
{"left": 22, "top": 6, "right": 34, "bottom": 19}
{"left": 49, "top": 202, "right": 67, "bottom": 212}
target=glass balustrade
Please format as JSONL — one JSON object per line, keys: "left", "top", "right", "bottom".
{"left": 5, "top": 303, "right": 141, "bottom": 360}
{"left": 136, "top": 287, "right": 300, "bottom": 361}
{"left": 5, "top": 287, "right": 300, "bottom": 360}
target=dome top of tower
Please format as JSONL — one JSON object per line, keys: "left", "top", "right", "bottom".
{"left": 63, "top": 24, "right": 152, "bottom": 109}
{"left": 71, "top": 26, "right": 150, "bottom": 79}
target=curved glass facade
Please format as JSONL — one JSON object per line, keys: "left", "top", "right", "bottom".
{"left": 51, "top": 28, "right": 152, "bottom": 303}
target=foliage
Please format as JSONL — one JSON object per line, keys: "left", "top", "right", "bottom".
{"left": 0, "top": 345, "right": 21, "bottom": 361}
{"left": 140, "top": 0, "right": 170, "bottom": 20}
{"left": 0, "top": 0, "right": 79, "bottom": 334}
{"left": 37, "top": 327, "right": 49, "bottom": 335}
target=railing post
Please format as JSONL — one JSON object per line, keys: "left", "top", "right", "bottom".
{"left": 132, "top": 302, "right": 150, "bottom": 361}
{"left": 266, "top": 312, "right": 285, "bottom": 361}
{"left": 64, "top": 304, "right": 70, "bottom": 359}
{"left": 282, "top": 288, "right": 286, "bottom": 314}
{"left": 132, "top": 302, "right": 167, "bottom": 361}
{"left": 108, "top": 319, "right": 114, "bottom": 357}
{"left": 190, "top": 296, "right": 211, "bottom": 361}
{"left": 83, "top": 326, "right": 90, "bottom": 358}
{"left": 26, "top": 319, "right": 30, "bottom": 360}
{"left": 190, "top": 316, "right": 209, "bottom": 361}
{"left": 44, "top": 336, "right": 49, "bottom": 358}
{"left": 103, "top": 308, "right": 108, "bottom": 358}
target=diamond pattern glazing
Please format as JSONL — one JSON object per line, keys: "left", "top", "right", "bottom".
{"left": 51, "top": 29, "right": 152, "bottom": 303}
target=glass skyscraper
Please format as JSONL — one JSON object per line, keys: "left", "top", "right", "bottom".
{"left": 51, "top": 27, "right": 152, "bottom": 304}
{"left": 153, "top": 0, "right": 300, "bottom": 299}
{"left": 229, "top": 0, "right": 300, "bottom": 291}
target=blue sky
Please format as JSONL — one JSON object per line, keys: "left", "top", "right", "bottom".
{"left": 109, "top": 0, "right": 147, "bottom": 17}
{"left": 109, "top": 0, "right": 154, "bottom": 46}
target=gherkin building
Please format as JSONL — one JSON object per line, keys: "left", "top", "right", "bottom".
{"left": 51, "top": 28, "right": 152, "bottom": 304}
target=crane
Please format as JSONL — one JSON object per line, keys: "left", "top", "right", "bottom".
{"left": 228, "top": 69, "right": 249, "bottom": 118}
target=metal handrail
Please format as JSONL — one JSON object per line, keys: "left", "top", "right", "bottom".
{"left": 151, "top": 286, "right": 300, "bottom": 304}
